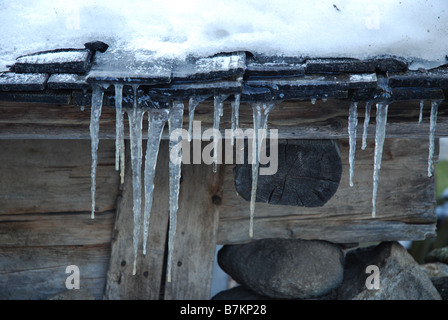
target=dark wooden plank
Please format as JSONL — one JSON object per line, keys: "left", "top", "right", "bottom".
{"left": 0, "top": 244, "right": 110, "bottom": 300}
{"left": 0, "top": 140, "right": 119, "bottom": 214}
{"left": 217, "top": 219, "right": 436, "bottom": 245}
{"left": 216, "top": 138, "right": 437, "bottom": 244}
{"left": 0, "top": 99, "right": 447, "bottom": 139}
{"left": 164, "top": 161, "right": 224, "bottom": 300}
{"left": 0, "top": 211, "right": 114, "bottom": 247}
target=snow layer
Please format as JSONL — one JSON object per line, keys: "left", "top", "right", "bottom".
{"left": 0, "top": 0, "right": 447, "bottom": 71}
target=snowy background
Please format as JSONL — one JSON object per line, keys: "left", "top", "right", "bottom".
{"left": 1, "top": 0, "right": 448, "bottom": 71}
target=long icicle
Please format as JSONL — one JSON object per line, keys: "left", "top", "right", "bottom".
{"left": 231, "top": 94, "right": 241, "bottom": 146}
{"left": 212, "top": 95, "right": 228, "bottom": 173}
{"left": 142, "top": 108, "right": 169, "bottom": 256}
{"left": 348, "top": 102, "right": 358, "bottom": 187}
{"left": 90, "top": 85, "right": 104, "bottom": 220}
{"left": 372, "top": 102, "right": 389, "bottom": 218}
{"left": 127, "top": 85, "right": 145, "bottom": 275}
{"left": 428, "top": 100, "right": 441, "bottom": 177}
{"left": 167, "top": 100, "right": 184, "bottom": 283}
{"left": 187, "top": 96, "right": 207, "bottom": 142}
{"left": 362, "top": 102, "right": 372, "bottom": 150}
{"left": 249, "top": 102, "right": 276, "bottom": 238}
{"left": 114, "top": 84, "right": 126, "bottom": 185}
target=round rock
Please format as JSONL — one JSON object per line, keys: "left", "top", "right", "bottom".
{"left": 218, "top": 238, "right": 345, "bottom": 299}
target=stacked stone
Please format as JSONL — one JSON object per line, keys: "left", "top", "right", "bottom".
{"left": 213, "top": 239, "right": 445, "bottom": 300}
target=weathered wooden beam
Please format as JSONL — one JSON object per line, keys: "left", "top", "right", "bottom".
{"left": 0, "top": 244, "right": 110, "bottom": 300}
{"left": 105, "top": 141, "right": 223, "bottom": 300}
{"left": 105, "top": 141, "right": 169, "bottom": 300}
{"left": 0, "top": 99, "right": 447, "bottom": 139}
{"left": 0, "top": 140, "right": 119, "bottom": 214}
{"left": 164, "top": 157, "right": 224, "bottom": 300}
{"left": 216, "top": 138, "right": 438, "bottom": 245}
{"left": 0, "top": 212, "right": 114, "bottom": 247}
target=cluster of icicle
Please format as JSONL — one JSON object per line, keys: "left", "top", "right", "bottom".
{"left": 347, "top": 99, "right": 442, "bottom": 218}
{"left": 89, "top": 84, "right": 274, "bottom": 279}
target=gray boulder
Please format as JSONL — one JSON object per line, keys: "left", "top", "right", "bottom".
{"left": 217, "top": 238, "right": 344, "bottom": 299}
{"left": 212, "top": 286, "right": 273, "bottom": 300}
{"left": 337, "top": 242, "right": 441, "bottom": 300}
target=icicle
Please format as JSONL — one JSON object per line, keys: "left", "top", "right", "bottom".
{"left": 348, "top": 102, "right": 358, "bottom": 187}
{"left": 127, "top": 85, "right": 145, "bottom": 275}
{"left": 90, "top": 85, "right": 104, "bottom": 220}
{"left": 249, "top": 102, "right": 276, "bottom": 238}
{"left": 212, "top": 95, "right": 228, "bottom": 173}
{"left": 114, "top": 84, "right": 124, "bottom": 173}
{"left": 187, "top": 96, "right": 207, "bottom": 142}
{"left": 231, "top": 94, "right": 241, "bottom": 146}
{"left": 311, "top": 98, "right": 317, "bottom": 105}
{"left": 166, "top": 101, "right": 184, "bottom": 283}
{"left": 419, "top": 100, "right": 424, "bottom": 124}
{"left": 362, "top": 102, "right": 372, "bottom": 150}
{"left": 372, "top": 102, "right": 389, "bottom": 218}
{"left": 428, "top": 100, "right": 441, "bottom": 177}
{"left": 142, "top": 108, "right": 169, "bottom": 256}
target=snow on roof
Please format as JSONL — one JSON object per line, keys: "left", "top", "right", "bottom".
{"left": 0, "top": 0, "right": 447, "bottom": 72}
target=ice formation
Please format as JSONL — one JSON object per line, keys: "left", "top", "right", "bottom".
{"left": 142, "top": 108, "right": 169, "bottom": 256}
{"left": 419, "top": 100, "right": 424, "bottom": 124}
{"left": 89, "top": 85, "right": 104, "bottom": 220}
{"left": 231, "top": 94, "right": 241, "bottom": 146}
{"left": 167, "top": 101, "right": 184, "bottom": 282}
{"left": 212, "top": 95, "right": 228, "bottom": 173}
{"left": 348, "top": 102, "right": 358, "bottom": 187}
{"left": 126, "top": 85, "right": 145, "bottom": 275}
{"left": 428, "top": 100, "right": 441, "bottom": 177}
{"left": 371, "top": 102, "right": 389, "bottom": 218}
{"left": 249, "top": 102, "right": 276, "bottom": 238}
{"left": 362, "top": 102, "right": 372, "bottom": 150}
{"left": 114, "top": 84, "right": 126, "bottom": 184}
{"left": 188, "top": 96, "right": 208, "bottom": 142}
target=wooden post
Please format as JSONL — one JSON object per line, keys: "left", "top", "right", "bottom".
{"left": 105, "top": 141, "right": 169, "bottom": 300}
{"left": 164, "top": 158, "right": 224, "bottom": 300}
{"left": 105, "top": 141, "right": 224, "bottom": 300}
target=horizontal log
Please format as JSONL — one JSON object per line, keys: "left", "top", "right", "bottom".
{"left": 0, "top": 140, "right": 119, "bottom": 214}
{"left": 0, "top": 211, "right": 114, "bottom": 247}
{"left": 0, "top": 244, "right": 110, "bottom": 300}
{"left": 216, "top": 138, "right": 438, "bottom": 244}
{"left": 217, "top": 219, "right": 436, "bottom": 245}
{"left": 0, "top": 99, "right": 447, "bottom": 139}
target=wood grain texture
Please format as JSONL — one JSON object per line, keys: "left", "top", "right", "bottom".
{"left": 164, "top": 160, "right": 224, "bottom": 300}
{"left": 0, "top": 99, "right": 447, "bottom": 139}
{"left": 0, "top": 139, "right": 116, "bottom": 300}
{"left": 0, "top": 244, "right": 110, "bottom": 300}
{"left": 0, "top": 212, "right": 114, "bottom": 247}
{"left": 106, "top": 141, "right": 224, "bottom": 300}
{"left": 105, "top": 141, "right": 170, "bottom": 300}
{"left": 0, "top": 140, "right": 119, "bottom": 214}
{"left": 216, "top": 138, "right": 438, "bottom": 244}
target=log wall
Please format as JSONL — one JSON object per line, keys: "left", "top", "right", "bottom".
{"left": 0, "top": 97, "right": 443, "bottom": 299}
